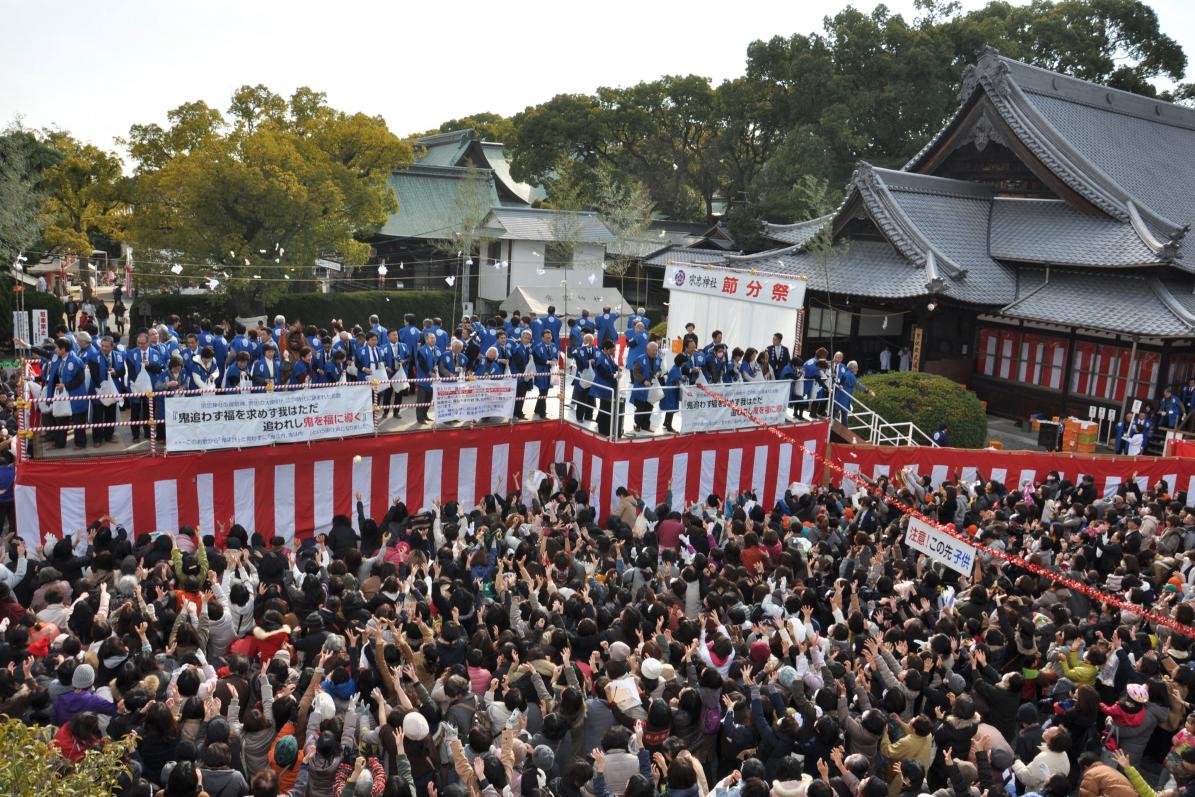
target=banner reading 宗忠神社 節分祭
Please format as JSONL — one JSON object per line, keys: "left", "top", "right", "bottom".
{"left": 164, "top": 385, "right": 374, "bottom": 452}
{"left": 903, "top": 516, "right": 977, "bottom": 576}
{"left": 679, "top": 381, "right": 790, "bottom": 433}
{"left": 433, "top": 378, "right": 517, "bottom": 422}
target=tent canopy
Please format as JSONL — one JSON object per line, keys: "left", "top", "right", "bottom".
{"left": 500, "top": 286, "right": 627, "bottom": 317}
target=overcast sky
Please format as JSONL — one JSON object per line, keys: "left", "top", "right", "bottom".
{"left": 3, "top": 0, "right": 1193, "bottom": 154}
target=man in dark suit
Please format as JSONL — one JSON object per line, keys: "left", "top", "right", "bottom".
{"left": 768, "top": 333, "right": 791, "bottom": 374}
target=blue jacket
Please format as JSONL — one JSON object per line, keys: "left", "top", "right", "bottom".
{"left": 46, "top": 352, "right": 89, "bottom": 415}
{"left": 590, "top": 351, "right": 618, "bottom": 399}
{"left": 382, "top": 341, "right": 410, "bottom": 373}
{"left": 415, "top": 344, "right": 441, "bottom": 387}
{"left": 250, "top": 357, "right": 282, "bottom": 386}
{"left": 188, "top": 357, "right": 220, "bottom": 390}
{"left": 99, "top": 349, "right": 127, "bottom": 393}
{"left": 474, "top": 357, "right": 505, "bottom": 378}
{"left": 510, "top": 343, "right": 533, "bottom": 380}
{"left": 625, "top": 330, "right": 648, "bottom": 362}
{"left": 355, "top": 345, "right": 386, "bottom": 380}
{"left": 627, "top": 313, "right": 650, "bottom": 333}
{"left": 659, "top": 364, "right": 684, "bottom": 412}
{"left": 595, "top": 312, "right": 619, "bottom": 344}
{"left": 834, "top": 369, "right": 860, "bottom": 410}
{"left": 531, "top": 341, "right": 559, "bottom": 391}
{"left": 437, "top": 351, "right": 469, "bottom": 379}
{"left": 223, "top": 363, "right": 252, "bottom": 389}
{"left": 1160, "top": 394, "right": 1183, "bottom": 426}
{"left": 125, "top": 345, "right": 164, "bottom": 390}
{"left": 630, "top": 352, "right": 662, "bottom": 403}
{"left": 398, "top": 324, "right": 422, "bottom": 354}
{"left": 230, "top": 334, "right": 259, "bottom": 363}
{"left": 288, "top": 359, "right": 312, "bottom": 386}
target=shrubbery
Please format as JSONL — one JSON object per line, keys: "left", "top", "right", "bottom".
{"left": 130, "top": 290, "right": 455, "bottom": 331}
{"left": 863, "top": 371, "right": 987, "bottom": 448}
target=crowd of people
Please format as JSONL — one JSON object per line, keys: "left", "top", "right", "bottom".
{"left": 0, "top": 448, "right": 1194, "bottom": 797}
{"left": 26, "top": 304, "right": 882, "bottom": 449}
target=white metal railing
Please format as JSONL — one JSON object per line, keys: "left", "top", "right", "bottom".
{"left": 839, "top": 390, "right": 938, "bottom": 447}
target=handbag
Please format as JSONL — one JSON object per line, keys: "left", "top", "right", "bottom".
{"left": 52, "top": 389, "right": 72, "bottom": 418}
{"left": 647, "top": 381, "right": 665, "bottom": 404}
{"left": 131, "top": 362, "right": 152, "bottom": 393}
{"left": 579, "top": 366, "right": 596, "bottom": 386}
{"left": 98, "top": 378, "right": 120, "bottom": 407}
{"left": 392, "top": 364, "right": 409, "bottom": 393}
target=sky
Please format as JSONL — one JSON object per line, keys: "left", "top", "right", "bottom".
{"left": 2, "top": 0, "right": 1194, "bottom": 155}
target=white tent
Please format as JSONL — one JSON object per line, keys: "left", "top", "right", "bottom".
{"left": 500, "top": 286, "right": 627, "bottom": 317}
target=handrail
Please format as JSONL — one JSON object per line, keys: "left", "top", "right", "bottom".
{"left": 839, "top": 389, "right": 938, "bottom": 447}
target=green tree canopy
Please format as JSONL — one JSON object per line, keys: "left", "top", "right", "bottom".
{"left": 125, "top": 85, "right": 412, "bottom": 310}
{"left": 507, "top": 0, "right": 1188, "bottom": 233}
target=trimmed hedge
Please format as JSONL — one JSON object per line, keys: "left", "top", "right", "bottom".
{"left": 0, "top": 287, "right": 65, "bottom": 347}
{"left": 130, "top": 290, "right": 456, "bottom": 332}
{"left": 649, "top": 320, "right": 668, "bottom": 338}
{"left": 862, "top": 371, "right": 987, "bottom": 448}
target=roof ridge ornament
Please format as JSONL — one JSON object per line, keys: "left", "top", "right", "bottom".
{"left": 959, "top": 46, "right": 1009, "bottom": 102}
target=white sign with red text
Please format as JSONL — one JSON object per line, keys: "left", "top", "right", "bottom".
{"left": 664, "top": 265, "right": 807, "bottom": 309}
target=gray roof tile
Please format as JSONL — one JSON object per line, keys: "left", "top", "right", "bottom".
{"left": 645, "top": 247, "right": 740, "bottom": 266}
{"left": 989, "top": 198, "right": 1161, "bottom": 267}
{"left": 379, "top": 165, "right": 500, "bottom": 240}
{"left": 761, "top": 215, "right": 832, "bottom": 247}
{"left": 481, "top": 207, "right": 614, "bottom": 244}
{"left": 722, "top": 240, "right": 933, "bottom": 299}
{"left": 1001, "top": 270, "right": 1195, "bottom": 337}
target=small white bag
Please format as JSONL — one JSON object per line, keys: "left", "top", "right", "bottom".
{"left": 579, "top": 366, "right": 596, "bottom": 387}
{"left": 392, "top": 364, "right": 409, "bottom": 393}
{"left": 132, "top": 363, "right": 152, "bottom": 393}
{"left": 52, "top": 389, "right": 72, "bottom": 418}
{"left": 647, "top": 382, "right": 665, "bottom": 404}
{"left": 98, "top": 378, "right": 120, "bottom": 407}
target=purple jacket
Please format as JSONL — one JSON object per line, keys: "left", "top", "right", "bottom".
{"left": 53, "top": 689, "right": 117, "bottom": 725}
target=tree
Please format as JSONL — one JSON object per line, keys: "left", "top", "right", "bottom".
{"left": 125, "top": 85, "right": 412, "bottom": 311}
{"left": 0, "top": 128, "right": 44, "bottom": 264}
{"left": 0, "top": 716, "right": 135, "bottom": 796}
{"left": 415, "top": 112, "right": 516, "bottom": 144}
{"left": 509, "top": 0, "right": 1188, "bottom": 233}
{"left": 36, "top": 132, "right": 129, "bottom": 256}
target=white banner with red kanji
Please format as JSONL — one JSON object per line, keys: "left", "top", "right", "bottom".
{"left": 663, "top": 264, "right": 806, "bottom": 309}
{"left": 164, "top": 384, "right": 374, "bottom": 452}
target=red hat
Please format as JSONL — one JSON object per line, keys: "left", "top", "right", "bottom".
{"left": 750, "top": 640, "right": 772, "bottom": 667}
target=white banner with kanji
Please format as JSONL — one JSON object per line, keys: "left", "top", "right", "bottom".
{"left": 663, "top": 265, "right": 806, "bottom": 309}
{"left": 680, "top": 380, "right": 790, "bottom": 433}
{"left": 433, "top": 378, "right": 517, "bottom": 422}
{"left": 164, "top": 385, "right": 374, "bottom": 452}
{"left": 903, "top": 516, "right": 977, "bottom": 575}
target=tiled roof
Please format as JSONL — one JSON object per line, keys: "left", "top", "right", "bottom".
{"left": 644, "top": 246, "right": 740, "bottom": 266}
{"left": 989, "top": 198, "right": 1162, "bottom": 267}
{"left": 481, "top": 207, "right": 614, "bottom": 244}
{"left": 479, "top": 142, "right": 546, "bottom": 205}
{"left": 909, "top": 47, "right": 1190, "bottom": 255}
{"left": 378, "top": 165, "right": 500, "bottom": 240}
{"left": 413, "top": 129, "right": 474, "bottom": 167}
{"left": 721, "top": 240, "right": 935, "bottom": 299}
{"left": 761, "top": 215, "right": 832, "bottom": 247}
{"left": 1001, "top": 270, "right": 1195, "bottom": 338}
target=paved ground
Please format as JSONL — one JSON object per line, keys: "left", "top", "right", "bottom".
{"left": 984, "top": 415, "right": 1042, "bottom": 451}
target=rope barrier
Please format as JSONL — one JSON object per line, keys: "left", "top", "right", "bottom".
{"left": 692, "top": 382, "right": 1195, "bottom": 640}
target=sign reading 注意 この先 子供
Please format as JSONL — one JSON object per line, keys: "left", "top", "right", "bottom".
{"left": 680, "top": 381, "right": 790, "bottom": 433}
{"left": 903, "top": 515, "right": 977, "bottom": 575}
{"left": 433, "top": 377, "right": 518, "bottom": 423}
{"left": 663, "top": 265, "right": 807, "bottom": 309}
{"left": 164, "top": 385, "right": 374, "bottom": 452}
